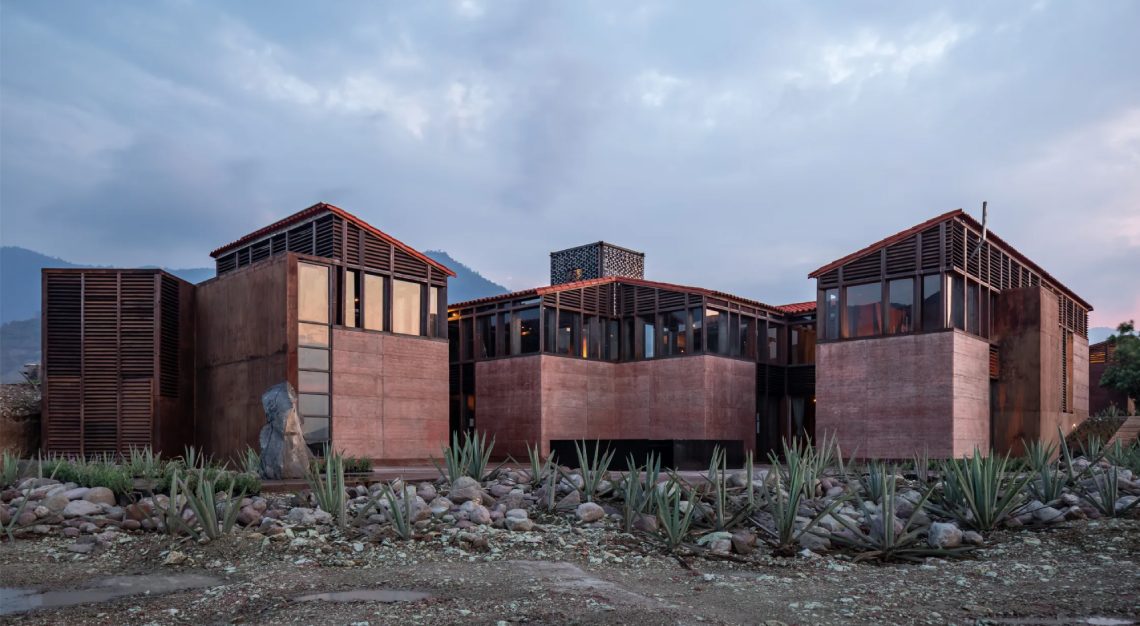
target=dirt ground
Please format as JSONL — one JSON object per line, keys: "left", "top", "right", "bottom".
{"left": 2, "top": 517, "right": 1138, "bottom": 625}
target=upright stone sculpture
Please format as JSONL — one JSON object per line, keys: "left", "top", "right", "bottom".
{"left": 259, "top": 382, "right": 313, "bottom": 480}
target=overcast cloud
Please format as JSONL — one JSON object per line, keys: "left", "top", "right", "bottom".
{"left": 1, "top": 1, "right": 1137, "bottom": 325}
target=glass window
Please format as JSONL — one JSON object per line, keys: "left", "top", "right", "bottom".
{"left": 298, "top": 347, "right": 329, "bottom": 370}
{"left": 500, "top": 311, "right": 514, "bottom": 355}
{"left": 364, "top": 274, "right": 383, "bottom": 331}
{"left": 604, "top": 318, "right": 620, "bottom": 361}
{"left": 298, "top": 263, "right": 329, "bottom": 323}
{"left": 477, "top": 315, "right": 496, "bottom": 359}
{"left": 980, "top": 288, "right": 991, "bottom": 339}
{"left": 460, "top": 317, "right": 473, "bottom": 360}
{"left": 557, "top": 311, "right": 579, "bottom": 356}
{"left": 791, "top": 324, "right": 816, "bottom": 365}
{"left": 344, "top": 270, "right": 359, "bottom": 328}
{"left": 950, "top": 274, "right": 965, "bottom": 330}
{"left": 822, "top": 288, "right": 839, "bottom": 340}
{"left": 922, "top": 275, "right": 942, "bottom": 331}
{"left": 690, "top": 307, "right": 703, "bottom": 352}
{"left": 517, "top": 308, "right": 540, "bottom": 354}
{"left": 545, "top": 308, "right": 558, "bottom": 353}
{"left": 729, "top": 314, "right": 741, "bottom": 357}
{"left": 887, "top": 278, "right": 914, "bottom": 334}
{"left": 623, "top": 317, "right": 635, "bottom": 360}
{"left": 429, "top": 287, "right": 442, "bottom": 337}
{"left": 586, "top": 315, "right": 602, "bottom": 359}
{"left": 299, "top": 370, "right": 329, "bottom": 394}
{"left": 299, "top": 323, "right": 330, "bottom": 347}
{"left": 393, "top": 279, "right": 423, "bottom": 335}
{"left": 448, "top": 320, "right": 459, "bottom": 361}
{"left": 740, "top": 316, "right": 754, "bottom": 359}
{"left": 299, "top": 393, "right": 329, "bottom": 417}
{"left": 303, "top": 417, "right": 329, "bottom": 444}
{"left": 966, "top": 281, "right": 980, "bottom": 335}
{"left": 661, "top": 310, "right": 687, "bottom": 356}
{"left": 767, "top": 324, "right": 780, "bottom": 362}
{"left": 843, "top": 283, "right": 881, "bottom": 338}
{"left": 639, "top": 314, "right": 656, "bottom": 359}
{"left": 706, "top": 308, "right": 724, "bottom": 354}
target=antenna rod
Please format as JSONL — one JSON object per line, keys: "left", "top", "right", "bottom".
{"left": 969, "top": 201, "right": 988, "bottom": 262}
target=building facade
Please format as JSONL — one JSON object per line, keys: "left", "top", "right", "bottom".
{"left": 448, "top": 245, "right": 817, "bottom": 467}
{"left": 1089, "top": 339, "right": 1136, "bottom": 415}
{"left": 42, "top": 203, "right": 453, "bottom": 463}
{"left": 809, "top": 210, "right": 1092, "bottom": 458}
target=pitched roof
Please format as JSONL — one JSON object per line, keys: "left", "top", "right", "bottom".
{"left": 776, "top": 301, "right": 816, "bottom": 315}
{"left": 808, "top": 209, "right": 1091, "bottom": 310}
{"left": 209, "top": 202, "right": 455, "bottom": 277}
{"left": 449, "top": 275, "right": 790, "bottom": 315}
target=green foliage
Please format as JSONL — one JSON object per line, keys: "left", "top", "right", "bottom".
{"left": 126, "top": 446, "right": 165, "bottom": 480}
{"left": 911, "top": 449, "right": 934, "bottom": 487}
{"left": 41, "top": 456, "right": 133, "bottom": 495}
{"left": 697, "top": 445, "right": 752, "bottom": 531}
{"left": 1078, "top": 460, "right": 1140, "bottom": 518}
{"left": 1105, "top": 439, "right": 1140, "bottom": 474}
{"left": 831, "top": 464, "right": 971, "bottom": 562}
{"left": 1023, "top": 439, "right": 1068, "bottom": 504}
{"left": 566, "top": 440, "right": 616, "bottom": 503}
{"left": 242, "top": 447, "right": 261, "bottom": 476}
{"left": 759, "top": 442, "right": 849, "bottom": 555}
{"left": 158, "top": 468, "right": 245, "bottom": 541}
{"left": 933, "top": 448, "right": 1031, "bottom": 531}
{"left": 1, "top": 450, "right": 19, "bottom": 488}
{"left": 526, "top": 443, "right": 557, "bottom": 489}
{"left": 305, "top": 450, "right": 347, "bottom": 528}
{"left": 383, "top": 483, "right": 416, "bottom": 540}
{"left": 619, "top": 452, "right": 660, "bottom": 533}
{"left": 859, "top": 460, "right": 889, "bottom": 504}
{"left": 654, "top": 476, "right": 696, "bottom": 551}
{"left": 3, "top": 491, "right": 30, "bottom": 541}
{"left": 432, "top": 431, "right": 500, "bottom": 483}
{"left": 1100, "top": 320, "right": 1140, "bottom": 406}
{"left": 311, "top": 455, "right": 372, "bottom": 474}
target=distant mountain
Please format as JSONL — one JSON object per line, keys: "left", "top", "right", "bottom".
{"left": 424, "top": 250, "right": 510, "bottom": 303}
{"left": 0, "top": 316, "right": 39, "bottom": 383}
{"left": 0, "top": 246, "right": 214, "bottom": 325}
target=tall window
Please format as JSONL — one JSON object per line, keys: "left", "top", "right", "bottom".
{"left": 477, "top": 315, "right": 497, "bottom": 358}
{"left": 448, "top": 320, "right": 459, "bottom": 361}
{"left": 767, "top": 324, "right": 780, "bottom": 362}
{"left": 822, "top": 288, "right": 839, "bottom": 340}
{"left": 393, "top": 279, "right": 422, "bottom": 335}
{"left": 623, "top": 317, "right": 635, "bottom": 360}
{"left": 344, "top": 270, "right": 359, "bottom": 327}
{"left": 556, "top": 311, "right": 579, "bottom": 356}
{"left": 739, "top": 316, "right": 755, "bottom": 359}
{"left": 661, "top": 310, "right": 687, "bottom": 356}
{"left": 922, "top": 275, "right": 942, "bottom": 332}
{"left": 690, "top": 307, "right": 704, "bottom": 352}
{"left": 887, "top": 278, "right": 914, "bottom": 334}
{"left": 966, "top": 281, "right": 980, "bottom": 335}
{"left": 583, "top": 315, "right": 602, "bottom": 359}
{"left": 297, "top": 262, "right": 330, "bottom": 452}
{"left": 706, "top": 308, "right": 725, "bottom": 354}
{"left": 499, "top": 311, "right": 514, "bottom": 355}
{"left": 844, "top": 283, "right": 881, "bottom": 338}
{"left": 791, "top": 324, "right": 816, "bottom": 365}
{"left": 364, "top": 274, "right": 384, "bottom": 331}
{"left": 729, "top": 313, "right": 741, "bottom": 357}
{"left": 604, "top": 318, "right": 620, "bottom": 361}
{"left": 429, "top": 287, "right": 442, "bottom": 337}
{"left": 460, "top": 317, "right": 473, "bottom": 360}
{"left": 517, "top": 307, "right": 540, "bottom": 354}
{"left": 950, "top": 274, "right": 965, "bottom": 330}
{"left": 639, "top": 314, "right": 656, "bottom": 359}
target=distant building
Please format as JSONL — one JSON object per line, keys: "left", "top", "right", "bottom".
{"left": 1089, "top": 339, "right": 1136, "bottom": 415}
{"left": 41, "top": 203, "right": 453, "bottom": 462}
{"left": 809, "top": 210, "right": 1092, "bottom": 458}
{"left": 449, "top": 246, "right": 816, "bottom": 467}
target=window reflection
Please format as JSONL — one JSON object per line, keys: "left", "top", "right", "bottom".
{"left": 661, "top": 310, "right": 687, "bottom": 356}
{"left": 344, "top": 270, "right": 359, "bottom": 328}
{"left": 639, "top": 315, "right": 656, "bottom": 359}
{"left": 966, "top": 281, "right": 979, "bottom": 335}
{"left": 767, "top": 324, "right": 780, "bottom": 361}
{"left": 429, "top": 287, "right": 442, "bottom": 337}
{"left": 298, "top": 263, "right": 329, "bottom": 324}
{"left": 557, "top": 311, "right": 579, "bottom": 356}
{"left": 604, "top": 318, "right": 620, "bottom": 361}
{"left": 739, "top": 316, "right": 754, "bottom": 359}
{"left": 950, "top": 274, "right": 965, "bottom": 330}
{"left": 477, "top": 315, "right": 497, "bottom": 358}
{"left": 887, "top": 278, "right": 914, "bottom": 334}
{"left": 690, "top": 307, "right": 703, "bottom": 352}
{"left": 823, "top": 288, "right": 839, "bottom": 340}
{"left": 517, "top": 307, "right": 540, "bottom": 354}
{"left": 364, "top": 274, "right": 384, "bottom": 331}
{"left": 922, "top": 275, "right": 942, "bottom": 331}
{"left": 843, "top": 283, "right": 881, "bottom": 338}
{"left": 706, "top": 308, "right": 724, "bottom": 354}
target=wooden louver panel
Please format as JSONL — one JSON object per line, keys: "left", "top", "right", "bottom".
{"left": 581, "top": 286, "right": 599, "bottom": 312}
{"left": 119, "top": 274, "right": 154, "bottom": 380}
{"left": 559, "top": 289, "right": 582, "bottom": 309}
{"left": 393, "top": 248, "right": 427, "bottom": 279}
{"left": 345, "top": 225, "right": 362, "bottom": 265}
{"left": 271, "top": 233, "right": 287, "bottom": 255}
{"left": 216, "top": 253, "right": 237, "bottom": 275}
{"left": 120, "top": 378, "right": 153, "bottom": 450}
{"left": 45, "top": 274, "right": 82, "bottom": 376}
{"left": 250, "top": 239, "right": 271, "bottom": 263}
{"left": 46, "top": 378, "right": 82, "bottom": 456}
{"left": 159, "top": 276, "right": 180, "bottom": 397}
{"left": 989, "top": 345, "right": 1000, "bottom": 379}
{"left": 620, "top": 284, "right": 635, "bottom": 314}
{"left": 818, "top": 269, "right": 839, "bottom": 289}
{"left": 920, "top": 227, "right": 942, "bottom": 271}
{"left": 287, "top": 223, "right": 314, "bottom": 255}
{"left": 362, "top": 232, "right": 391, "bottom": 271}
{"left": 82, "top": 274, "right": 119, "bottom": 455}
{"left": 885, "top": 236, "right": 917, "bottom": 275}
{"left": 314, "top": 214, "right": 338, "bottom": 259}
{"left": 658, "top": 289, "right": 686, "bottom": 311}
{"left": 634, "top": 286, "right": 656, "bottom": 313}
{"left": 842, "top": 251, "right": 881, "bottom": 283}
{"left": 948, "top": 221, "right": 966, "bottom": 270}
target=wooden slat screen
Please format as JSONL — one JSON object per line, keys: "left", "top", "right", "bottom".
{"left": 885, "top": 236, "right": 917, "bottom": 275}
{"left": 920, "top": 226, "right": 942, "bottom": 271}
{"left": 842, "top": 251, "right": 881, "bottom": 283}
{"left": 989, "top": 345, "right": 1000, "bottom": 379}
{"left": 315, "top": 214, "right": 338, "bottom": 259}
{"left": 362, "top": 232, "right": 392, "bottom": 271}
{"left": 393, "top": 247, "right": 428, "bottom": 278}
{"left": 159, "top": 276, "right": 180, "bottom": 398}
{"left": 658, "top": 289, "right": 686, "bottom": 311}
{"left": 82, "top": 274, "right": 119, "bottom": 455}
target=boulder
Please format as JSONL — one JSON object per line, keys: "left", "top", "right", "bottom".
{"left": 84, "top": 487, "right": 116, "bottom": 507}
{"left": 632, "top": 513, "right": 657, "bottom": 533}
{"left": 462, "top": 502, "right": 491, "bottom": 525}
{"left": 731, "top": 530, "right": 757, "bottom": 555}
{"left": 928, "top": 522, "right": 963, "bottom": 548}
{"left": 258, "top": 382, "right": 313, "bottom": 480}
{"left": 237, "top": 506, "right": 262, "bottom": 527}
{"left": 449, "top": 477, "right": 484, "bottom": 504}
{"left": 963, "top": 530, "right": 984, "bottom": 546}
{"left": 798, "top": 531, "right": 831, "bottom": 552}
{"left": 41, "top": 493, "right": 70, "bottom": 514}
{"left": 505, "top": 508, "right": 529, "bottom": 520}
{"left": 1033, "top": 505, "right": 1065, "bottom": 523}
{"left": 576, "top": 502, "right": 604, "bottom": 523}
{"left": 62, "top": 499, "right": 102, "bottom": 518}
{"left": 505, "top": 516, "right": 534, "bottom": 532}
{"left": 62, "top": 487, "right": 90, "bottom": 501}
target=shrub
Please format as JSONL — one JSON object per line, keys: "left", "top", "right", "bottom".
{"left": 41, "top": 457, "right": 133, "bottom": 495}
{"left": 759, "top": 444, "right": 848, "bottom": 555}
{"left": 383, "top": 483, "right": 416, "bottom": 540}
{"left": 620, "top": 451, "right": 660, "bottom": 533}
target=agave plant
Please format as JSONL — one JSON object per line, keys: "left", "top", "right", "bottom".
{"left": 383, "top": 483, "right": 417, "bottom": 540}
{"left": 1078, "top": 463, "right": 1140, "bottom": 518}
{"left": 830, "top": 464, "right": 972, "bottom": 562}
{"left": 432, "top": 431, "right": 502, "bottom": 483}
{"left": 2, "top": 491, "right": 30, "bottom": 541}
{"left": 697, "top": 446, "right": 752, "bottom": 531}
{"left": 859, "top": 460, "right": 889, "bottom": 504}
{"left": 1024, "top": 439, "right": 1068, "bottom": 504}
{"left": 526, "top": 443, "right": 557, "bottom": 489}
{"left": 911, "top": 449, "right": 934, "bottom": 487}
{"left": 126, "top": 446, "right": 165, "bottom": 479}
{"left": 305, "top": 450, "right": 347, "bottom": 528}
{"left": 619, "top": 452, "right": 660, "bottom": 533}
{"left": 654, "top": 476, "right": 696, "bottom": 552}
{"left": 758, "top": 445, "right": 849, "bottom": 555}
{"left": 159, "top": 468, "right": 245, "bottom": 541}
{"left": 933, "top": 448, "right": 1031, "bottom": 532}
{"left": 1, "top": 450, "right": 19, "bottom": 489}
{"left": 242, "top": 447, "right": 262, "bottom": 476}
{"left": 565, "top": 440, "right": 616, "bottom": 503}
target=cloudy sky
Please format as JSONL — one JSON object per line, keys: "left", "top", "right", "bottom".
{"left": 1, "top": 1, "right": 1137, "bottom": 325}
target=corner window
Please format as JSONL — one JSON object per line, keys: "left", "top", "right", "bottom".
{"left": 344, "top": 270, "right": 359, "bottom": 328}
{"left": 706, "top": 308, "right": 725, "bottom": 354}
{"left": 639, "top": 314, "right": 656, "bottom": 359}
{"left": 822, "top": 288, "right": 839, "bottom": 340}
{"left": 843, "top": 283, "right": 881, "bottom": 338}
